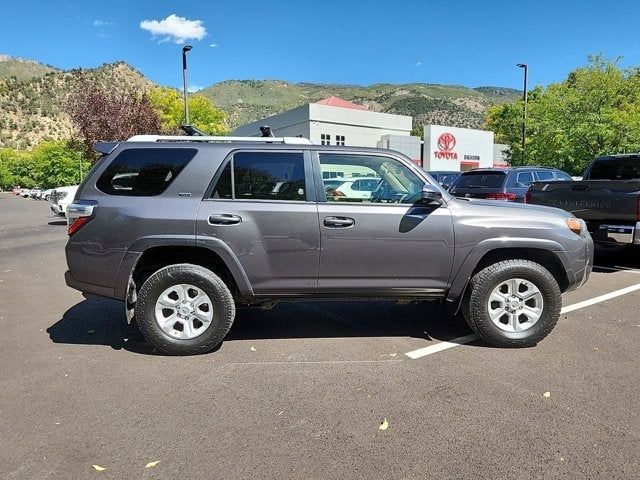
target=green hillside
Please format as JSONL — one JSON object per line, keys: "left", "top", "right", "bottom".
{"left": 0, "top": 56, "right": 520, "bottom": 149}
{"left": 0, "top": 55, "right": 58, "bottom": 81}
{"left": 199, "top": 80, "right": 521, "bottom": 131}
{"left": 0, "top": 61, "right": 154, "bottom": 149}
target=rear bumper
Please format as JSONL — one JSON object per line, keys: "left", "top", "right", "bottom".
{"left": 588, "top": 221, "right": 640, "bottom": 245}
{"left": 65, "top": 270, "right": 115, "bottom": 298}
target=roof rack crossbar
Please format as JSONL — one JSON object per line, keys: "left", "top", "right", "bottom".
{"left": 127, "top": 135, "right": 313, "bottom": 145}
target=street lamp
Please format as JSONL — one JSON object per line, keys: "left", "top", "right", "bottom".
{"left": 516, "top": 63, "right": 528, "bottom": 157}
{"left": 182, "top": 45, "right": 193, "bottom": 126}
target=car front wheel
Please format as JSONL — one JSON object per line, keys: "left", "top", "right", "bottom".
{"left": 463, "top": 259, "right": 561, "bottom": 347}
{"left": 135, "top": 263, "right": 236, "bottom": 355}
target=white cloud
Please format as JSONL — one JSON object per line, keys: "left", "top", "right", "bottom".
{"left": 415, "top": 61, "right": 422, "bottom": 66}
{"left": 140, "top": 14, "right": 206, "bottom": 44}
{"left": 209, "top": 43, "right": 219, "bottom": 48}
{"left": 93, "top": 20, "right": 114, "bottom": 27}
{"left": 187, "top": 85, "right": 204, "bottom": 93}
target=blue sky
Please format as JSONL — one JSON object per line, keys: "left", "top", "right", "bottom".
{"left": 1, "top": 0, "right": 639, "bottom": 91}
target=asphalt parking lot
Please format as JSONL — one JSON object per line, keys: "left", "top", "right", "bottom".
{"left": 1, "top": 192, "right": 639, "bottom": 479}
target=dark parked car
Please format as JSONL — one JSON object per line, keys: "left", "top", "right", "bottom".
{"left": 527, "top": 154, "right": 640, "bottom": 245}
{"left": 449, "top": 167, "right": 572, "bottom": 202}
{"left": 428, "top": 171, "right": 461, "bottom": 190}
{"left": 65, "top": 135, "right": 592, "bottom": 355}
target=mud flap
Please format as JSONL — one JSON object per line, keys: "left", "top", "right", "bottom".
{"left": 125, "top": 277, "right": 137, "bottom": 324}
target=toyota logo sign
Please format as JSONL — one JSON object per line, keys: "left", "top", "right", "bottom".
{"left": 437, "top": 133, "right": 456, "bottom": 151}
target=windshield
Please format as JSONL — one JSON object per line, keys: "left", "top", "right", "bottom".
{"left": 451, "top": 171, "right": 506, "bottom": 189}
{"left": 589, "top": 157, "right": 640, "bottom": 180}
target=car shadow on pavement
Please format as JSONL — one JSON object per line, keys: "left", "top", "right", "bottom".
{"left": 593, "top": 245, "right": 640, "bottom": 271}
{"left": 47, "top": 220, "right": 67, "bottom": 226}
{"left": 47, "top": 296, "right": 155, "bottom": 355}
{"left": 48, "top": 297, "right": 475, "bottom": 355}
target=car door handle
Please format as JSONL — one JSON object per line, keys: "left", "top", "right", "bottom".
{"left": 208, "top": 214, "right": 242, "bottom": 225}
{"left": 323, "top": 216, "right": 355, "bottom": 228}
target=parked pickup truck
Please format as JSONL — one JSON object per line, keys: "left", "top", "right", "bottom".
{"left": 527, "top": 154, "right": 640, "bottom": 245}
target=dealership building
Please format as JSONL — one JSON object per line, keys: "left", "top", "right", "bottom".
{"left": 235, "top": 96, "right": 508, "bottom": 169}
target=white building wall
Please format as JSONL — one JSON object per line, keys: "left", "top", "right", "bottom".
{"left": 423, "top": 125, "right": 494, "bottom": 171}
{"left": 234, "top": 102, "right": 412, "bottom": 148}
{"left": 377, "top": 134, "right": 422, "bottom": 164}
{"left": 234, "top": 105, "right": 311, "bottom": 138}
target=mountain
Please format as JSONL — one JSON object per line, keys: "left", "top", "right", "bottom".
{"left": 0, "top": 56, "right": 520, "bottom": 149}
{"left": 0, "top": 61, "right": 153, "bottom": 149}
{"left": 198, "top": 80, "right": 521, "bottom": 132}
{"left": 0, "top": 55, "right": 58, "bottom": 81}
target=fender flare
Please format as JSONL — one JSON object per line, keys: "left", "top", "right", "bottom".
{"left": 114, "top": 235, "right": 254, "bottom": 300}
{"left": 445, "top": 237, "right": 570, "bottom": 314}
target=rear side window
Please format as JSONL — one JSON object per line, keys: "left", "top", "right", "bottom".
{"left": 211, "top": 151, "right": 306, "bottom": 201}
{"left": 554, "top": 171, "right": 572, "bottom": 181}
{"left": 535, "top": 170, "right": 555, "bottom": 182}
{"left": 97, "top": 148, "right": 196, "bottom": 196}
{"left": 589, "top": 158, "right": 640, "bottom": 180}
{"left": 505, "top": 171, "right": 534, "bottom": 187}
{"left": 452, "top": 172, "right": 506, "bottom": 189}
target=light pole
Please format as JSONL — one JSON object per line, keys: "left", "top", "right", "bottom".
{"left": 516, "top": 63, "right": 528, "bottom": 157}
{"left": 182, "top": 45, "right": 193, "bottom": 126}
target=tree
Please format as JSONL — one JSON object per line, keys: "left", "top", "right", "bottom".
{"left": 68, "top": 81, "right": 163, "bottom": 156}
{"left": 486, "top": 55, "right": 640, "bottom": 174}
{"left": 148, "top": 87, "right": 228, "bottom": 135}
{"left": 0, "top": 141, "right": 91, "bottom": 189}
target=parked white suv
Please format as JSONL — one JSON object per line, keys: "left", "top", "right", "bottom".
{"left": 50, "top": 185, "right": 79, "bottom": 216}
{"left": 324, "top": 177, "right": 381, "bottom": 200}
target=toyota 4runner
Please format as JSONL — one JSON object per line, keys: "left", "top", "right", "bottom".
{"left": 65, "top": 135, "right": 593, "bottom": 355}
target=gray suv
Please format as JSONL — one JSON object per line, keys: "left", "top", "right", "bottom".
{"left": 65, "top": 136, "right": 593, "bottom": 355}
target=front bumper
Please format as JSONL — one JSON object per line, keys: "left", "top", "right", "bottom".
{"left": 561, "top": 232, "right": 594, "bottom": 292}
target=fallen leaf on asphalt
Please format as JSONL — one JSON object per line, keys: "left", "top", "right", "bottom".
{"left": 543, "top": 392, "right": 551, "bottom": 398}
{"left": 145, "top": 461, "right": 160, "bottom": 468}
{"left": 250, "top": 346, "right": 256, "bottom": 351}
{"left": 389, "top": 353, "right": 397, "bottom": 357}
{"left": 92, "top": 465, "right": 106, "bottom": 471}
{"left": 278, "top": 410, "right": 284, "bottom": 416}
{"left": 379, "top": 418, "right": 389, "bottom": 430}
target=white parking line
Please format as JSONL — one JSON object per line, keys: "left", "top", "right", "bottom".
{"left": 405, "top": 282, "right": 640, "bottom": 360}
{"left": 594, "top": 265, "right": 640, "bottom": 274}
{"left": 559, "top": 283, "right": 640, "bottom": 314}
{"left": 404, "top": 334, "right": 480, "bottom": 359}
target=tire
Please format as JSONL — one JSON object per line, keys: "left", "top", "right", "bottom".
{"left": 463, "top": 259, "right": 561, "bottom": 347}
{"left": 135, "top": 263, "right": 236, "bottom": 355}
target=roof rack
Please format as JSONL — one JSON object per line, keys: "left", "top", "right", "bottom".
{"left": 127, "top": 135, "right": 313, "bottom": 145}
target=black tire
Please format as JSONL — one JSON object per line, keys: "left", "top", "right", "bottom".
{"left": 463, "top": 259, "right": 561, "bottom": 347}
{"left": 135, "top": 263, "right": 235, "bottom": 355}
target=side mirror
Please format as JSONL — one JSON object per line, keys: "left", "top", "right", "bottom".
{"left": 421, "top": 184, "right": 443, "bottom": 205}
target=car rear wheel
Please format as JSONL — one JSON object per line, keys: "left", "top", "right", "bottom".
{"left": 463, "top": 259, "right": 561, "bottom": 347}
{"left": 135, "top": 263, "right": 235, "bottom": 355}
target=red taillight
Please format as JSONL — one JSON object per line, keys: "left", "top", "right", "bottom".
{"left": 486, "top": 192, "right": 517, "bottom": 201}
{"left": 525, "top": 190, "right": 532, "bottom": 204}
{"left": 68, "top": 216, "right": 91, "bottom": 236}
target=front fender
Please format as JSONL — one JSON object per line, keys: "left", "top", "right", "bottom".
{"left": 445, "top": 237, "right": 568, "bottom": 314}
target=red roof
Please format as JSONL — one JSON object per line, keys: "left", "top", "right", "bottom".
{"left": 315, "top": 96, "right": 368, "bottom": 111}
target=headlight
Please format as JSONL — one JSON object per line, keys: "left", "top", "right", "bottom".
{"left": 566, "top": 218, "right": 583, "bottom": 235}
